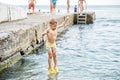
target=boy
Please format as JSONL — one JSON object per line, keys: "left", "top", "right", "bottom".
{"left": 50, "top": 0, "right": 57, "bottom": 14}
{"left": 28, "top": 0, "right": 36, "bottom": 14}
{"left": 78, "top": 0, "right": 86, "bottom": 13}
{"left": 42, "top": 16, "right": 69, "bottom": 74}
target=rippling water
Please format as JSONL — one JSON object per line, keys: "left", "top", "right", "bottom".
{"left": 0, "top": 6, "right": 120, "bottom": 80}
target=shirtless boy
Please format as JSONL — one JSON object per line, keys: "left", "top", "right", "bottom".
{"left": 42, "top": 16, "right": 69, "bottom": 73}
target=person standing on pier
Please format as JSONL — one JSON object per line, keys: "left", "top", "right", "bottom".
{"left": 67, "top": 0, "right": 70, "bottom": 13}
{"left": 78, "top": 0, "right": 86, "bottom": 13}
{"left": 50, "top": 0, "right": 57, "bottom": 14}
{"left": 28, "top": 0, "right": 36, "bottom": 14}
{"left": 42, "top": 16, "right": 69, "bottom": 74}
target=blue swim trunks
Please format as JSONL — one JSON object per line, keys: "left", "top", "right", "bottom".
{"left": 52, "top": 0, "right": 57, "bottom": 5}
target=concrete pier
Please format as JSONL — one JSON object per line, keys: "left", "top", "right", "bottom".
{"left": 0, "top": 3, "right": 95, "bottom": 71}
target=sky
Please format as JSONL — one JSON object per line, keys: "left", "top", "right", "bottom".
{"left": 0, "top": 0, "right": 120, "bottom": 6}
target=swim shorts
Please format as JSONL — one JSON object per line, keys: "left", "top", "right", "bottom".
{"left": 46, "top": 41, "right": 56, "bottom": 50}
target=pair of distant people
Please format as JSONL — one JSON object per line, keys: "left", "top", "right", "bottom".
{"left": 28, "top": 0, "right": 58, "bottom": 14}
{"left": 28, "top": 0, "right": 70, "bottom": 14}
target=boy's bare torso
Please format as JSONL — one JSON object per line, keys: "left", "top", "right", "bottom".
{"left": 47, "top": 28, "right": 57, "bottom": 44}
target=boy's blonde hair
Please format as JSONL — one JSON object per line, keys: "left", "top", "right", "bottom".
{"left": 49, "top": 19, "right": 57, "bottom": 25}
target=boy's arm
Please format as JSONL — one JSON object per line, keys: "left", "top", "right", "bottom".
{"left": 41, "top": 28, "right": 49, "bottom": 37}
{"left": 57, "top": 16, "right": 69, "bottom": 29}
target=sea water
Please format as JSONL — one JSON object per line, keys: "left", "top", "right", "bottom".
{"left": 0, "top": 5, "right": 120, "bottom": 80}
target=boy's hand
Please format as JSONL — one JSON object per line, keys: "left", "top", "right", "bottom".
{"left": 66, "top": 16, "right": 70, "bottom": 20}
{"left": 57, "top": 16, "right": 70, "bottom": 29}
{"left": 65, "top": 16, "right": 70, "bottom": 21}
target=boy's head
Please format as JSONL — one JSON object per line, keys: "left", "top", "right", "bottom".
{"left": 49, "top": 19, "right": 57, "bottom": 30}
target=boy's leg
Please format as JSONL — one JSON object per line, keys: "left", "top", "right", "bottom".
{"left": 52, "top": 48, "right": 59, "bottom": 73}
{"left": 48, "top": 48, "right": 53, "bottom": 69}
{"left": 52, "top": 48, "right": 57, "bottom": 67}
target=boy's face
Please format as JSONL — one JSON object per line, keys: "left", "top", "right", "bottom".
{"left": 50, "top": 23, "right": 57, "bottom": 30}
